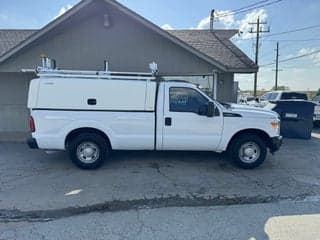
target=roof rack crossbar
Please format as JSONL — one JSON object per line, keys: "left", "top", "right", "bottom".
{"left": 21, "top": 58, "right": 158, "bottom": 79}
{"left": 36, "top": 73, "right": 155, "bottom": 80}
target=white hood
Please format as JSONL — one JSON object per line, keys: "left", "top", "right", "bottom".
{"left": 226, "top": 103, "right": 279, "bottom": 119}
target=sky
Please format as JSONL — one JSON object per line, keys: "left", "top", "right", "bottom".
{"left": 0, "top": 0, "right": 319, "bottom": 91}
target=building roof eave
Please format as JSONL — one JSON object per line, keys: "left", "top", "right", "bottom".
{"left": 227, "top": 67, "right": 259, "bottom": 73}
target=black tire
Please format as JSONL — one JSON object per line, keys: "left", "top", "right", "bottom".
{"left": 68, "top": 133, "right": 109, "bottom": 169}
{"left": 229, "top": 134, "right": 267, "bottom": 169}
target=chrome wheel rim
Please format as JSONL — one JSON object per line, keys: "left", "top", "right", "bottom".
{"left": 239, "top": 142, "right": 260, "bottom": 163}
{"left": 76, "top": 142, "right": 100, "bottom": 164}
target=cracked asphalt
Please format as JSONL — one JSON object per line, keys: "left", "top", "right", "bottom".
{"left": 0, "top": 131, "right": 319, "bottom": 214}
{"left": 1, "top": 201, "right": 320, "bottom": 240}
{"left": 0, "top": 130, "right": 320, "bottom": 239}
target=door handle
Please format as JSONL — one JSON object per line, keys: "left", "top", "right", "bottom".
{"left": 165, "top": 117, "right": 172, "bottom": 126}
{"left": 87, "top": 98, "right": 97, "bottom": 105}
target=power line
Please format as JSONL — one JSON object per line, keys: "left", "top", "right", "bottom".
{"left": 261, "top": 24, "right": 320, "bottom": 38}
{"left": 280, "top": 49, "right": 320, "bottom": 63}
{"left": 227, "top": 0, "right": 271, "bottom": 13}
{"left": 216, "top": 0, "right": 283, "bottom": 18}
{"left": 280, "top": 66, "right": 319, "bottom": 69}
{"left": 260, "top": 49, "right": 320, "bottom": 67}
{"left": 242, "top": 24, "right": 320, "bottom": 40}
{"left": 220, "top": 0, "right": 283, "bottom": 17}
{"left": 259, "top": 45, "right": 289, "bottom": 61}
{"left": 262, "top": 38, "right": 320, "bottom": 42}
{"left": 216, "top": 0, "right": 270, "bottom": 17}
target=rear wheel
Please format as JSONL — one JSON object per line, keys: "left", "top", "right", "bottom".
{"left": 229, "top": 134, "right": 267, "bottom": 169}
{"left": 68, "top": 133, "right": 109, "bottom": 169}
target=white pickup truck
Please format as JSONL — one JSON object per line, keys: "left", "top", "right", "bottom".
{"left": 27, "top": 67, "right": 282, "bottom": 169}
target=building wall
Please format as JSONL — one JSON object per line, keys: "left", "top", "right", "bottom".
{"left": 0, "top": 72, "right": 35, "bottom": 140}
{"left": 0, "top": 1, "right": 216, "bottom": 75}
{"left": 217, "top": 73, "right": 235, "bottom": 102}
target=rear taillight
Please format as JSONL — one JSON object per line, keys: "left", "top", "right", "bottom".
{"left": 29, "top": 116, "right": 35, "bottom": 133}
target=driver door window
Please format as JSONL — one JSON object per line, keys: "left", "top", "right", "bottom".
{"left": 169, "top": 87, "right": 208, "bottom": 114}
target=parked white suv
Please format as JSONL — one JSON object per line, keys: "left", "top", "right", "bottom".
{"left": 27, "top": 67, "right": 282, "bottom": 169}
{"left": 260, "top": 91, "right": 308, "bottom": 105}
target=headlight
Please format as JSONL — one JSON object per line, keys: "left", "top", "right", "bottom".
{"left": 270, "top": 120, "right": 280, "bottom": 134}
{"left": 270, "top": 121, "right": 279, "bottom": 128}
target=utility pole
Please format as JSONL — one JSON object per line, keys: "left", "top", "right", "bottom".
{"left": 272, "top": 41, "right": 282, "bottom": 90}
{"left": 249, "top": 17, "right": 270, "bottom": 96}
{"left": 275, "top": 42, "right": 279, "bottom": 90}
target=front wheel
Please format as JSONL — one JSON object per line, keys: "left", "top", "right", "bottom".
{"left": 229, "top": 134, "right": 267, "bottom": 169}
{"left": 69, "top": 133, "right": 109, "bottom": 169}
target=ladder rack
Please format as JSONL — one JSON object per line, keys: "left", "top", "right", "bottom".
{"left": 21, "top": 57, "right": 158, "bottom": 81}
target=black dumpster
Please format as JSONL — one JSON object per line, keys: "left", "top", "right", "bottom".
{"left": 269, "top": 100, "right": 315, "bottom": 139}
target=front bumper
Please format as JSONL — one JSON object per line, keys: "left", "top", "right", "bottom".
{"left": 27, "top": 137, "right": 39, "bottom": 149}
{"left": 269, "top": 136, "right": 283, "bottom": 153}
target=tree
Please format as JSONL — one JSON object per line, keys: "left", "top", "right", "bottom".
{"left": 316, "top": 88, "right": 320, "bottom": 96}
{"left": 271, "top": 85, "right": 290, "bottom": 91}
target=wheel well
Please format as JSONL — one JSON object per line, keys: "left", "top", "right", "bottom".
{"left": 65, "top": 128, "right": 112, "bottom": 149}
{"left": 227, "top": 129, "right": 271, "bottom": 151}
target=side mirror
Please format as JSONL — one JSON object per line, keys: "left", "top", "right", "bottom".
{"left": 198, "top": 105, "right": 207, "bottom": 116}
{"left": 207, "top": 101, "right": 215, "bottom": 117}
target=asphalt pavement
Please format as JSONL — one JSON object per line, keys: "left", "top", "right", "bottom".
{"left": 0, "top": 130, "right": 320, "bottom": 239}
{"left": 1, "top": 133, "right": 320, "bottom": 213}
{"left": 1, "top": 200, "right": 320, "bottom": 240}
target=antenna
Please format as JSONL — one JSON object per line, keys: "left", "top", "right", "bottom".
{"left": 210, "top": 9, "right": 215, "bottom": 32}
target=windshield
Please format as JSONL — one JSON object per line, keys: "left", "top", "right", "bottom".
{"left": 269, "top": 92, "right": 279, "bottom": 100}
{"left": 196, "top": 86, "right": 227, "bottom": 110}
{"left": 260, "top": 93, "right": 270, "bottom": 101}
{"left": 281, "top": 92, "right": 308, "bottom": 100}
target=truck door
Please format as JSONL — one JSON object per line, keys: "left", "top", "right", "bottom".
{"left": 161, "top": 83, "right": 223, "bottom": 151}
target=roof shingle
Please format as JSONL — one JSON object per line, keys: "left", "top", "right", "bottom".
{"left": 0, "top": 30, "right": 37, "bottom": 57}
{"left": 168, "top": 29, "right": 257, "bottom": 71}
